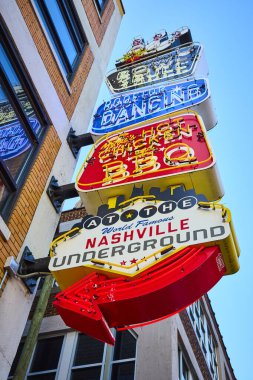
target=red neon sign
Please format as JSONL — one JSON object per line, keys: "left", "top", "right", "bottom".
{"left": 54, "top": 245, "right": 225, "bottom": 345}
{"left": 77, "top": 112, "right": 214, "bottom": 192}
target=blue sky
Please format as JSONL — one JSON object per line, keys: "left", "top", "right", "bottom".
{"left": 69, "top": 1, "right": 253, "bottom": 377}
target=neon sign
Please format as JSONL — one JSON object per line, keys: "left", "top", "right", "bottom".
{"left": 51, "top": 187, "right": 239, "bottom": 344}
{"left": 107, "top": 43, "right": 204, "bottom": 94}
{"left": 91, "top": 79, "right": 216, "bottom": 135}
{"left": 78, "top": 112, "right": 223, "bottom": 212}
{"left": 116, "top": 26, "right": 193, "bottom": 68}
{"left": 53, "top": 244, "right": 225, "bottom": 344}
{"left": 50, "top": 186, "right": 239, "bottom": 288}
{"left": 49, "top": 24, "right": 240, "bottom": 345}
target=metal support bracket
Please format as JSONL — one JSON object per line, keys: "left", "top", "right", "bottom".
{"left": 18, "top": 247, "right": 51, "bottom": 293}
{"left": 18, "top": 247, "right": 37, "bottom": 293}
{"left": 46, "top": 176, "right": 78, "bottom": 213}
{"left": 67, "top": 127, "right": 94, "bottom": 158}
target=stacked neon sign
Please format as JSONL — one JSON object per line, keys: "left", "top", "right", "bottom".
{"left": 49, "top": 27, "right": 240, "bottom": 345}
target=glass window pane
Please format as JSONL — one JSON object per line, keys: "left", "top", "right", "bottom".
{"left": 113, "top": 331, "right": 136, "bottom": 361}
{"left": 8, "top": 342, "right": 25, "bottom": 377}
{"left": 27, "top": 374, "right": 56, "bottom": 380}
{"left": 73, "top": 334, "right": 104, "bottom": 366}
{"left": 71, "top": 367, "right": 101, "bottom": 380}
{"left": 62, "top": 0, "right": 83, "bottom": 49}
{"left": 111, "top": 362, "right": 135, "bottom": 380}
{"left": 182, "top": 357, "right": 189, "bottom": 380}
{"left": 0, "top": 84, "right": 34, "bottom": 180}
{"left": 30, "top": 336, "right": 63, "bottom": 372}
{"left": 0, "top": 175, "right": 11, "bottom": 211}
{"left": 34, "top": 1, "right": 67, "bottom": 76}
{"left": 44, "top": 0, "right": 78, "bottom": 66}
{"left": 0, "top": 44, "right": 42, "bottom": 136}
{"left": 95, "top": 0, "right": 107, "bottom": 13}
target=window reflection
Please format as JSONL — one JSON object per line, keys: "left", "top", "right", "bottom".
{"left": 0, "top": 175, "right": 10, "bottom": 211}
{"left": 0, "top": 84, "right": 33, "bottom": 179}
{"left": 95, "top": 0, "right": 107, "bottom": 14}
{"left": 44, "top": 0, "right": 78, "bottom": 66}
{"left": 0, "top": 44, "right": 42, "bottom": 136}
{"left": 34, "top": 0, "right": 87, "bottom": 82}
{"left": 0, "top": 21, "right": 47, "bottom": 219}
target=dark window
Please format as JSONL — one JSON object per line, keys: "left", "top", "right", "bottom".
{"left": 9, "top": 331, "right": 137, "bottom": 380}
{"left": 8, "top": 336, "right": 63, "bottom": 380}
{"left": 73, "top": 334, "right": 105, "bottom": 366}
{"left": 111, "top": 362, "right": 136, "bottom": 380}
{"left": 8, "top": 342, "right": 25, "bottom": 377}
{"left": 29, "top": 336, "right": 63, "bottom": 372}
{"left": 111, "top": 331, "right": 137, "bottom": 380}
{"left": 113, "top": 331, "right": 136, "bottom": 361}
{"left": 71, "top": 367, "right": 101, "bottom": 380}
{"left": 178, "top": 347, "right": 191, "bottom": 380}
{"left": 94, "top": 0, "right": 108, "bottom": 15}
{"left": 0, "top": 18, "right": 49, "bottom": 220}
{"left": 27, "top": 374, "right": 56, "bottom": 380}
{"left": 182, "top": 357, "right": 189, "bottom": 380}
{"left": 34, "top": 0, "right": 87, "bottom": 82}
{"left": 70, "top": 334, "right": 105, "bottom": 380}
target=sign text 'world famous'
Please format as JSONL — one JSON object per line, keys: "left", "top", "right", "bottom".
{"left": 50, "top": 195, "right": 230, "bottom": 276}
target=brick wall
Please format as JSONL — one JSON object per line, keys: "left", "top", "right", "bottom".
{"left": 16, "top": 0, "right": 94, "bottom": 120}
{"left": 60, "top": 208, "right": 87, "bottom": 222}
{"left": 29, "top": 288, "right": 59, "bottom": 320}
{"left": 180, "top": 309, "right": 213, "bottom": 380}
{"left": 203, "top": 294, "right": 236, "bottom": 380}
{"left": 0, "top": 127, "right": 61, "bottom": 295}
{"left": 82, "top": 0, "right": 115, "bottom": 46}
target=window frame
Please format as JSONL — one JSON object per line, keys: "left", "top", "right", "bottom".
{"left": 178, "top": 345, "right": 194, "bottom": 380}
{"left": 109, "top": 330, "right": 137, "bottom": 380}
{"left": 69, "top": 332, "right": 107, "bottom": 380}
{"left": 9, "top": 330, "right": 137, "bottom": 380}
{"left": 0, "top": 16, "right": 50, "bottom": 221}
{"left": 93, "top": 0, "right": 109, "bottom": 17}
{"left": 33, "top": 0, "right": 88, "bottom": 84}
{"left": 8, "top": 333, "right": 65, "bottom": 380}
{"left": 187, "top": 300, "right": 219, "bottom": 380}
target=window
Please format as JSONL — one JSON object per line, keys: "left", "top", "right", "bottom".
{"left": 70, "top": 330, "right": 137, "bottom": 380}
{"left": 187, "top": 300, "right": 219, "bottom": 379}
{"left": 94, "top": 0, "right": 108, "bottom": 15}
{"left": 9, "top": 330, "right": 137, "bottom": 380}
{"left": 178, "top": 347, "right": 193, "bottom": 380}
{"left": 8, "top": 335, "right": 64, "bottom": 379}
{"left": 207, "top": 327, "right": 219, "bottom": 378}
{"left": 34, "top": 0, "right": 87, "bottom": 82}
{"left": 0, "top": 19, "right": 48, "bottom": 220}
{"left": 70, "top": 334, "right": 106, "bottom": 380}
{"left": 111, "top": 330, "right": 137, "bottom": 380}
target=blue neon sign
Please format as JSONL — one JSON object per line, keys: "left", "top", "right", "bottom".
{"left": 91, "top": 78, "right": 210, "bottom": 135}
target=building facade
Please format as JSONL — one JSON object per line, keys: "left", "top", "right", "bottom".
{"left": 0, "top": 1, "right": 237, "bottom": 379}
{"left": 0, "top": 1, "right": 124, "bottom": 378}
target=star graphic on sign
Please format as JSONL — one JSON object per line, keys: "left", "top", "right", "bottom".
{"left": 126, "top": 212, "right": 133, "bottom": 219}
{"left": 159, "top": 147, "right": 165, "bottom": 151}
{"left": 120, "top": 260, "right": 127, "bottom": 266}
{"left": 130, "top": 258, "right": 138, "bottom": 264}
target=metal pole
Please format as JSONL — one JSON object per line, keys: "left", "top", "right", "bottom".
{"left": 12, "top": 274, "right": 54, "bottom": 380}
